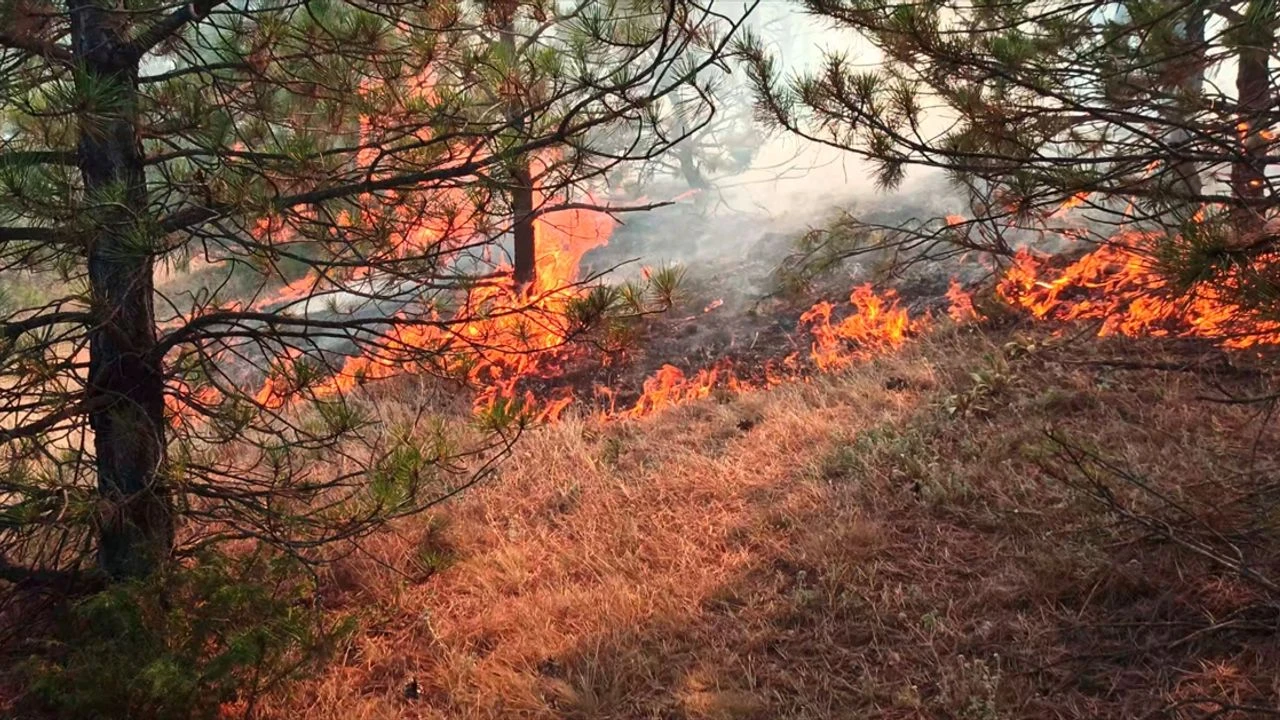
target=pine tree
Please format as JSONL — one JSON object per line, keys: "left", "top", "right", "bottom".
{"left": 0, "top": 0, "right": 746, "bottom": 581}
{"left": 740, "top": 1, "right": 1280, "bottom": 280}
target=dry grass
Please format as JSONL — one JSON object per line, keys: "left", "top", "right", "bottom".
{"left": 259, "top": 324, "right": 1280, "bottom": 719}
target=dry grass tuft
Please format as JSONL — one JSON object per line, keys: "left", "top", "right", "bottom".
{"left": 261, "top": 325, "right": 1280, "bottom": 719}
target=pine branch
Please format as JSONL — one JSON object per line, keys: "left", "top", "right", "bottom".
{"left": 138, "top": 61, "right": 252, "bottom": 84}
{"left": 121, "top": 0, "right": 230, "bottom": 61}
{"left": 0, "top": 556, "right": 100, "bottom": 590}
{"left": 0, "top": 226, "right": 70, "bottom": 243}
{"left": 0, "top": 402, "right": 92, "bottom": 443}
{"left": 0, "top": 31, "right": 73, "bottom": 64}
{"left": 1, "top": 311, "right": 94, "bottom": 340}
{"left": 0, "top": 150, "right": 77, "bottom": 166}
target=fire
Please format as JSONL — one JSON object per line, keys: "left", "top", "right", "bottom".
{"left": 616, "top": 283, "right": 972, "bottom": 418}
{"left": 185, "top": 142, "right": 1280, "bottom": 437}
{"left": 254, "top": 272, "right": 321, "bottom": 310}
{"left": 187, "top": 59, "right": 1280, "bottom": 432}
{"left": 255, "top": 348, "right": 304, "bottom": 409}
{"left": 166, "top": 382, "right": 222, "bottom": 428}
{"left": 165, "top": 67, "right": 627, "bottom": 428}
{"left": 625, "top": 364, "right": 721, "bottom": 417}
{"left": 946, "top": 279, "right": 978, "bottom": 323}
{"left": 249, "top": 166, "right": 617, "bottom": 416}
{"left": 1050, "top": 191, "right": 1091, "bottom": 219}
{"left": 228, "top": 207, "right": 1280, "bottom": 431}
{"left": 997, "top": 238, "right": 1280, "bottom": 349}
{"left": 799, "top": 285, "right": 917, "bottom": 372}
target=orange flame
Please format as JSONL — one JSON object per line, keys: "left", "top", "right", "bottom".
{"left": 250, "top": 152, "right": 617, "bottom": 417}
{"left": 190, "top": 56, "right": 1012, "bottom": 427}
{"left": 799, "top": 285, "right": 917, "bottom": 371}
{"left": 626, "top": 364, "right": 721, "bottom": 417}
{"left": 618, "top": 283, "right": 964, "bottom": 419}
{"left": 997, "top": 238, "right": 1280, "bottom": 348}
{"left": 1050, "top": 191, "right": 1091, "bottom": 219}
{"left": 165, "top": 383, "right": 222, "bottom": 428}
{"left": 946, "top": 279, "right": 979, "bottom": 323}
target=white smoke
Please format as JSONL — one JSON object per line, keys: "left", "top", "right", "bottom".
{"left": 594, "top": 1, "right": 957, "bottom": 281}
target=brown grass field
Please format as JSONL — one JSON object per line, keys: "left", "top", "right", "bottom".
{"left": 251, "top": 322, "right": 1280, "bottom": 719}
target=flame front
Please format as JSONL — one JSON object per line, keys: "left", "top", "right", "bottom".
{"left": 997, "top": 234, "right": 1280, "bottom": 349}
{"left": 171, "top": 177, "right": 1280, "bottom": 431}
{"left": 283, "top": 173, "right": 618, "bottom": 412}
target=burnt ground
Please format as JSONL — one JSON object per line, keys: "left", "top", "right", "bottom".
{"left": 515, "top": 215, "right": 973, "bottom": 415}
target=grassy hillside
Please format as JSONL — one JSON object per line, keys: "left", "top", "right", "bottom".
{"left": 256, "top": 322, "right": 1280, "bottom": 719}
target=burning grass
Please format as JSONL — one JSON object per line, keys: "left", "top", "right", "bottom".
{"left": 997, "top": 236, "right": 1280, "bottom": 349}
{"left": 253, "top": 324, "right": 1280, "bottom": 719}
{"left": 21, "top": 191, "right": 1280, "bottom": 717}
{"left": 228, "top": 210, "right": 1280, "bottom": 430}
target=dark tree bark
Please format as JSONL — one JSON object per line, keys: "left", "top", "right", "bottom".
{"left": 511, "top": 163, "right": 537, "bottom": 286}
{"left": 495, "top": 5, "right": 537, "bottom": 287}
{"left": 1169, "top": 4, "right": 1205, "bottom": 203}
{"left": 70, "top": 0, "right": 173, "bottom": 579}
{"left": 1230, "top": 5, "right": 1273, "bottom": 238}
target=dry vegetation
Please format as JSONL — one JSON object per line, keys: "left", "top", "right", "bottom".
{"left": 253, "top": 320, "right": 1280, "bottom": 719}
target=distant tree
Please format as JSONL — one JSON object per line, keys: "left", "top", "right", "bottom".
{"left": 0, "top": 0, "right": 746, "bottom": 582}
{"left": 656, "top": 82, "right": 761, "bottom": 192}
{"left": 740, "top": 1, "right": 1280, "bottom": 286}
{"left": 610, "top": 48, "right": 770, "bottom": 209}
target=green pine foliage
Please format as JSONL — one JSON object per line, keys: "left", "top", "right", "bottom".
{"left": 21, "top": 552, "right": 350, "bottom": 720}
{"left": 0, "top": 0, "right": 741, "bottom": 577}
{"left": 740, "top": 0, "right": 1280, "bottom": 310}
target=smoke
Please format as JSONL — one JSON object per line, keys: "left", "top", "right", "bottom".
{"left": 587, "top": 1, "right": 959, "bottom": 292}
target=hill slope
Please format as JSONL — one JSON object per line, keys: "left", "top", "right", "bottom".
{"left": 266, "top": 325, "right": 1280, "bottom": 719}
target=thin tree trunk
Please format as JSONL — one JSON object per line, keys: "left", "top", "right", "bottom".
{"left": 1230, "top": 2, "right": 1273, "bottom": 239}
{"left": 511, "top": 163, "right": 536, "bottom": 286}
{"left": 1169, "top": 4, "right": 1205, "bottom": 204}
{"left": 498, "top": 10, "right": 536, "bottom": 287}
{"left": 676, "top": 142, "right": 709, "bottom": 191}
{"left": 71, "top": 0, "right": 173, "bottom": 578}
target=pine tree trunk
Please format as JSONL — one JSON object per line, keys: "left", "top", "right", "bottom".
{"left": 511, "top": 163, "right": 536, "bottom": 286}
{"left": 1169, "top": 5, "right": 1204, "bottom": 203}
{"left": 1231, "top": 7, "right": 1272, "bottom": 238}
{"left": 676, "top": 142, "right": 709, "bottom": 191}
{"left": 498, "top": 12, "right": 536, "bottom": 287}
{"left": 71, "top": 0, "right": 173, "bottom": 579}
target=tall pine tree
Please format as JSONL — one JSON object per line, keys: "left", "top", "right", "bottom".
{"left": 0, "top": 0, "right": 745, "bottom": 580}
